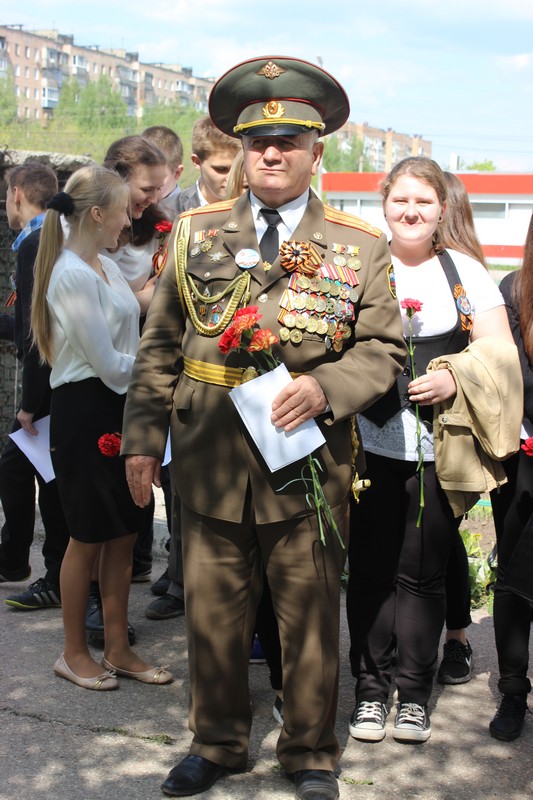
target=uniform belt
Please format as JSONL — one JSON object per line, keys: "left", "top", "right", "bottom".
{"left": 183, "top": 356, "right": 301, "bottom": 387}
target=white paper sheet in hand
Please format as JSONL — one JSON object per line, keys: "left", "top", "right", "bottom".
{"left": 9, "top": 415, "right": 55, "bottom": 483}
{"left": 229, "top": 363, "right": 325, "bottom": 472}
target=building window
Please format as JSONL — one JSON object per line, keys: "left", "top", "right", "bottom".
{"left": 34, "top": 67, "right": 39, "bottom": 79}
{"left": 24, "top": 86, "right": 30, "bottom": 98}
{"left": 15, "top": 65, "right": 20, "bottom": 77}
{"left": 25, "top": 46, "right": 30, "bottom": 58}
{"left": 34, "top": 108, "right": 39, "bottom": 119}
{"left": 24, "top": 66, "right": 29, "bottom": 78}
{"left": 34, "top": 88, "right": 39, "bottom": 99}
{"left": 471, "top": 203, "right": 506, "bottom": 219}
{"left": 15, "top": 44, "right": 20, "bottom": 56}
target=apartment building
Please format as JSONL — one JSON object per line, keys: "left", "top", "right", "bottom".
{"left": 0, "top": 24, "right": 214, "bottom": 122}
{"left": 334, "top": 121, "right": 432, "bottom": 172}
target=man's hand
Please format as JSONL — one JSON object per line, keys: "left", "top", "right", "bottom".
{"left": 17, "top": 409, "right": 37, "bottom": 435}
{"left": 125, "top": 455, "right": 161, "bottom": 507}
{"left": 271, "top": 375, "right": 328, "bottom": 432}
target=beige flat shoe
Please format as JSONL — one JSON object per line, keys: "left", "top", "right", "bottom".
{"left": 101, "top": 657, "right": 173, "bottom": 684}
{"left": 54, "top": 654, "right": 118, "bottom": 691}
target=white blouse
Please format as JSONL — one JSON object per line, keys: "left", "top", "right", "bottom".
{"left": 358, "top": 249, "right": 504, "bottom": 461}
{"left": 47, "top": 249, "right": 140, "bottom": 394}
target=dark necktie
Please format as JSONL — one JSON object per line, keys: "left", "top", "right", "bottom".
{"left": 259, "top": 208, "right": 282, "bottom": 265}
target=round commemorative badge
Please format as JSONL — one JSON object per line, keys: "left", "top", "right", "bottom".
{"left": 235, "top": 249, "right": 260, "bottom": 270}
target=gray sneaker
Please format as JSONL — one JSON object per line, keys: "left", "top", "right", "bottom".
{"left": 349, "top": 701, "right": 387, "bottom": 741}
{"left": 393, "top": 703, "right": 431, "bottom": 743}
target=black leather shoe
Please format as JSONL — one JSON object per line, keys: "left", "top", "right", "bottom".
{"left": 489, "top": 693, "right": 528, "bottom": 741}
{"left": 85, "top": 581, "right": 136, "bottom": 647}
{"left": 161, "top": 755, "right": 229, "bottom": 797}
{"left": 292, "top": 769, "right": 339, "bottom": 800}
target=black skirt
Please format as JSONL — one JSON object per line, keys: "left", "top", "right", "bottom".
{"left": 50, "top": 378, "right": 148, "bottom": 543}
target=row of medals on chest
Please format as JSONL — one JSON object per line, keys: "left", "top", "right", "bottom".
{"left": 190, "top": 231, "right": 360, "bottom": 350}
{"left": 279, "top": 272, "right": 359, "bottom": 351}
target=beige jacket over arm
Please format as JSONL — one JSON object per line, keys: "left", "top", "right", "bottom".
{"left": 428, "top": 337, "right": 523, "bottom": 517}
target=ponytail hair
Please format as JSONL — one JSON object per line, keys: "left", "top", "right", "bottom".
{"left": 32, "top": 165, "right": 129, "bottom": 364}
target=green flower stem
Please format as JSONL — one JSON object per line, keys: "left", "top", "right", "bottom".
{"left": 278, "top": 455, "right": 345, "bottom": 549}
{"left": 406, "top": 314, "right": 425, "bottom": 528}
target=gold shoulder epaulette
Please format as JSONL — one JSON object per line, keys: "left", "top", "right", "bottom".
{"left": 324, "top": 203, "right": 382, "bottom": 238}
{"left": 180, "top": 197, "right": 237, "bottom": 219}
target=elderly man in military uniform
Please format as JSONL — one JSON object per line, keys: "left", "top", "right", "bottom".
{"left": 122, "top": 56, "right": 406, "bottom": 800}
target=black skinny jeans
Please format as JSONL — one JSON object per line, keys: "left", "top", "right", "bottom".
{"left": 347, "top": 452, "right": 460, "bottom": 706}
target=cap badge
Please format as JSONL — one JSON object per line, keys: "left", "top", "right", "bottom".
{"left": 263, "top": 100, "right": 285, "bottom": 120}
{"left": 258, "top": 61, "right": 286, "bottom": 80}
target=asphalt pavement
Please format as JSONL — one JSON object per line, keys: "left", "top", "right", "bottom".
{"left": 1, "top": 492, "right": 532, "bottom": 800}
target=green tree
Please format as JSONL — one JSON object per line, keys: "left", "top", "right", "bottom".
{"left": 77, "top": 76, "right": 128, "bottom": 130}
{"left": 0, "top": 70, "right": 17, "bottom": 126}
{"left": 466, "top": 159, "right": 497, "bottom": 172}
{"left": 322, "top": 135, "right": 372, "bottom": 172}
{"left": 54, "top": 76, "right": 82, "bottom": 121}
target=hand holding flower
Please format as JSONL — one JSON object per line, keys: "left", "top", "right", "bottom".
{"left": 408, "top": 368, "right": 457, "bottom": 406}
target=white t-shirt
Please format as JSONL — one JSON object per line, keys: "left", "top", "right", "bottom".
{"left": 358, "top": 249, "right": 504, "bottom": 461}
{"left": 47, "top": 249, "right": 140, "bottom": 394}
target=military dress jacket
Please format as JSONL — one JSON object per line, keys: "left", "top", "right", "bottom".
{"left": 122, "top": 190, "right": 406, "bottom": 525}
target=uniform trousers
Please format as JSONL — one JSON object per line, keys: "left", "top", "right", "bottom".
{"left": 347, "top": 452, "right": 459, "bottom": 706}
{"left": 0, "top": 414, "right": 70, "bottom": 585}
{"left": 181, "top": 496, "right": 347, "bottom": 773}
{"left": 490, "top": 449, "right": 533, "bottom": 697}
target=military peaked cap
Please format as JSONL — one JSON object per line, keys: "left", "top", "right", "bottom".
{"left": 209, "top": 56, "right": 350, "bottom": 138}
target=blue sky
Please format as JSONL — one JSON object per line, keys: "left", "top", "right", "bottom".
{"left": 7, "top": 0, "right": 533, "bottom": 170}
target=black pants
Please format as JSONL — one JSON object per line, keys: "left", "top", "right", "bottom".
{"left": 490, "top": 449, "right": 532, "bottom": 696}
{"left": 0, "top": 415, "right": 70, "bottom": 585}
{"left": 347, "top": 452, "right": 459, "bottom": 705}
{"left": 445, "top": 529, "right": 472, "bottom": 630}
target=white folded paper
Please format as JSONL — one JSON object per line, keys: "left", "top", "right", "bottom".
{"left": 9, "top": 415, "right": 55, "bottom": 483}
{"left": 229, "top": 363, "right": 325, "bottom": 472}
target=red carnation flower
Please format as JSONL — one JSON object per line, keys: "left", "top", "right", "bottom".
{"left": 98, "top": 432, "right": 122, "bottom": 457}
{"left": 248, "top": 329, "right": 279, "bottom": 353}
{"left": 154, "top": 220, "right": 173, "bottom": 234}
{"left": 521, "top": 437, "right": 533, "bottom": 457}
{"left": 400, "top": 298, "right": 423, "bottom": 318}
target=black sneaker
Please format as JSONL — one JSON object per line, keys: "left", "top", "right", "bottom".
{"left": 349, "top": 701, "right": 387, "bottom": 741}
{"left": 86, "top": 582, "right": 136, "bottom": 646}
{"left": 437, "top": 639, "right": 473, "bottom": 685}
{"left": 145, "top": 593, "right": 185, "bottom": 619}
{"left": 0, "top": 563, "right": 31, "bottom": 583}
{"left": 393, "top": 703, "right": 431, "bottom": 743}
{"left": 150, "top": 568, "right": 171, "bottom": 596}
{"left": 131, "top": 566, "right": 152, "bottom": 583}
{"left": 5, "top": 577, "right": 61, "bottom": 610}
{"left": 489, "top": 694, "right": 528, "bottom": 741}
